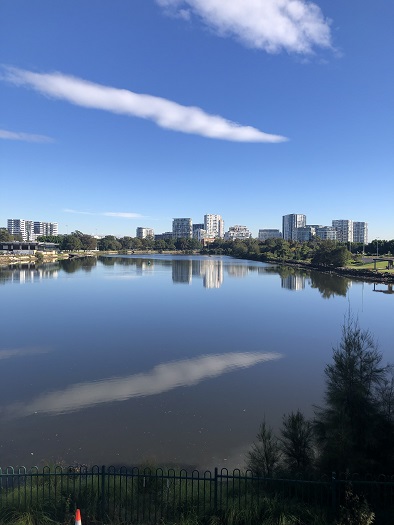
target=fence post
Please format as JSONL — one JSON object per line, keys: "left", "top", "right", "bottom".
{"left": 101, "top": 465, "right": 106, "bottom": 521}
{"left": 214, "top": 467, "right": 218, "bottom": 515}
{"left": 331, "top": 471, "right": 337, "bottom": 515}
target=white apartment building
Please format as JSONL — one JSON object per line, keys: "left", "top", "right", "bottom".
{"left": 332, "top": 220, "right": 353, "bottom": 243}
{"left": 224, "top": 225, "right": 252, "bottom": 240}
{"left": 34, "top": 221, "right": 58, "bottom": 237}
{"left": 8, "top": 219, "right": 58, "bottom": 241}
{"left": 353, "top": 222, "right": 368, "bottom": 244}
{"left": 8, "top": 219, "right": 35, "bottom": 241}
{"left": 136, "top": 227, "right": 154, "bottom": 239}
{"left": 193, "top": 228, "right": 207, "bottom": 242}
{"left": 282, "top": 214, "right": 306, "bottom": 241}
{"left": 172, "top": 218, "right": 192, "bottom": 239}
{"left": 204, "top": 214, "right": 224, "bottom": 239}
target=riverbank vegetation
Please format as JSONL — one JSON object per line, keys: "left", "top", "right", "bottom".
{"left": 2, "top": 227, "right": 394, "bottom": 280}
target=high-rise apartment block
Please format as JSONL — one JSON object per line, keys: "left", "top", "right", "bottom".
{"left": 204, "top": 214, "right": 224, "bottom": 239}
{"left": 34, "top": 221, "right": 58, "bottom": 237}
{"left": 258, "top": 229, "right": 281, "bottom": 241}
{"left": 282, "top": 214, "right": 306, "bottom": 241}
{"left": 7, "top": 219, "right": 33, "bottom": 241}
{"left": 172, "top": 218, "right": 192, "bottom": 239}
{"left": 8, "top": 219, "right": 58, "bottom": 241}
{"left": 353, "top": 222, "right": 368, "bottom": 244}
{"left": 136, "top": 227, "right": 154, "bottom": 239}
{"left": 332, "top": 220, "right": 353, "bottom": 243}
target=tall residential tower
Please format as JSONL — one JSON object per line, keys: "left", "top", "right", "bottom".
{"left": 204, "top": 214, "right": 224, "bottom": 239}
{"left": 282, "top": 214, "right": 306, "bottom": 241}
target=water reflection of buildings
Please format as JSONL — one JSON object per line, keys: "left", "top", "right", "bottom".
{"left": 172, "top": 260, "right": 192, "bottom": 284}
{"left": 226, "top": 265, "right": 248, "bottom": 278}
{"left": 172, "top": 259, "right": 224, "bottom": 288}
{"left": 0, "top": 265, "right": 59, "bottom": 284}
{"left": 281, "top": 274, "right": 305, "bottom": 291}
{"left": 192, "top": 259, "right": 224, "bottom": 288}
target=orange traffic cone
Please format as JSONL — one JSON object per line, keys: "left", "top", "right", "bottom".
{"left": 75, "top": 509, "right": 82, "bottom": 525}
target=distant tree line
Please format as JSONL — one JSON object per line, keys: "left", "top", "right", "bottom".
{"left": 204, "top": 237, "right": 353, "bottom": 267}
{"left": 205, "top": 237, "right": 394, "bottom": 266}
{"left": 3, "top": 225, "right": 392, "bottom": 267}
{"left": 247, "top": 317, "right": 394, "bottom": 477}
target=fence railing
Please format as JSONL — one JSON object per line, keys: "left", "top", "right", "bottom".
{"left": 0, "top": 465, "right": 393, "bottom": 524}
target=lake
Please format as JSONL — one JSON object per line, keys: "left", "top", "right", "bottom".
{"left": 0, "top": 255, "right": 393, "bottom": 470}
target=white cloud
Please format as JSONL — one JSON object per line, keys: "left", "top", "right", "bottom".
{"left": 5, "top": 352, "right": 281, "bottom": 416}
{"left": 3, "top": 66, "right": 287, "bottom": 143}
{"left": 0, "top": 128, "right": 53, "bottom": 143}
{"left": 64, "top": 209, "right": 142, "bottom": 218}
{"left": 156, "top": 0, "right": 332, "bottom": 54}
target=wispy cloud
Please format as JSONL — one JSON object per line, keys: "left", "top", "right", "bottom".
{"left": 104, "top": 212, "right": 142, "bottom": 218}
{"left": 157, "top": 0, "right": 332, "bottom": 55}
{"left": 3, "top": 66, "right": 287, "bottom": 143}
{"left": 0, "top": 128, "right": 53, "bottom": 143}
{"left": 64, "top": 209, "right": 142, "bottom": 219}
{"left": 4, "top": 352, "right": 281, "bottom": 416}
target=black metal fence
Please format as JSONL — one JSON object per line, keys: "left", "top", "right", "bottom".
{"left": 0, "top": 466, "right": 393, "bottom": 524}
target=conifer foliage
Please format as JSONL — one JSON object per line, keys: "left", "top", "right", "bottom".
{"left": 314, "top": 316, "right": 394, "bottom": 474}
{"left": 247, "top": 317, "right": 394, "bottom": 476}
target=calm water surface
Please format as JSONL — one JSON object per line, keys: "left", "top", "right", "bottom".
{"left": 0, "top": 255, "right": 393, "bottom": 469}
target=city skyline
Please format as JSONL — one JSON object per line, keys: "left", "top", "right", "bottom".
{"left": 1, "top": 1, "right": 393, "bottom": 240}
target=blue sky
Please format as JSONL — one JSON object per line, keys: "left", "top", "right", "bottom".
{"left": 1, "top": 0, "right": 393, "bottom": 240}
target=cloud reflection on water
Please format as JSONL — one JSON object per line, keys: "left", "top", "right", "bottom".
{"left": 8, "top": 352, "right": 281, "bottom": 417}
{"left": 0, "top": 347, "right": 49, "bottom": 360}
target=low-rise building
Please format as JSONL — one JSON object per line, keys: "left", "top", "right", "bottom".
{"left": 136, "top": 227, "right": 154, "bottom": 239}
{"left": 294, "top": 226, "right": 316, "bottom": 242}
{"left": 224, "top": 225, "right": 252, "bottom": 240}
{"left": 258, "top": 229, "right": 282, "bottom": 241}
{"left": 316, "top": 226, "right": 337, "bottom": 241}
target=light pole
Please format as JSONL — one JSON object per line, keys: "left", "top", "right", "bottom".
{"left": 376, "top": 238, "right": 379, "bottom": 257}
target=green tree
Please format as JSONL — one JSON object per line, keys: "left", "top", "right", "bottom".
{"left": 37, "top": 235, "right": 63, "bottom": 244}
{"left": 79, "top": 234, "right": 97, "bottom": 250}
{"left": 142, "top": 235, "right": 155, "bottom": 250}
{"left": 246, "top": 419, "right": 281, "bottom": 477}
{"left": 118, "top": 236, "right": 133, "bottom": 250}
{"left": 280, "top": 410, "right": 314, "bottom": 475}
{"left": 0, "top": 228, "right": 13, "bottom": 242}
{"left": 314, "top": 317, "right": 394, "bottom": 473}
{"left": 61, "top": 234, "right": 82, "bottom": 251}
{"left": 97, "top": 236, "right": 122, "bottom": 251}
{"left": 312, "top": 240, "right": 351, "bottom": 267}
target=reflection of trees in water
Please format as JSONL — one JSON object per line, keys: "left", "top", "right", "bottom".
{"left": 309, "top": 270, "right": 350, "bottom": 298}
{"left": 59, "top": 257, "right": 97, "bottom": 273}
{"left": 98, "top": 256, "right": 172, "bottom": 268}
{"left": 265, "top": 265, "right": 351, "bottom": 298}
{"left": 277, "top": 266, "right": 309, "bottom": 280}
{"left": 0, "top": 268, "right": 13, "bottom": 284}
{"left": 95, "top": 257, "right": 351, "bottom": 297}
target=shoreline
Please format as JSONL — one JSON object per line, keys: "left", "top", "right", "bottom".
{"left": 262, "top": 257, "right": 394, "bottom": 284}
{"left": 1, "top": 251, "right": 393, "bottom": 285}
